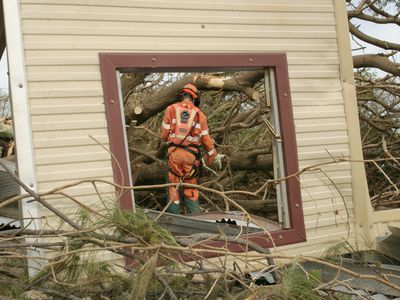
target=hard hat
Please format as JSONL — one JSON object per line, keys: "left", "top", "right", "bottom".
{"left": 181, "top": 84, "right": 198, "bottom": 99}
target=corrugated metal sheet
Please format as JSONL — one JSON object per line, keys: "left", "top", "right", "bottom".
{"left": 0, "top": 171, "right": 19, "bottom": 201}
{"left": 18, "top": 0, "right": 354, "bottom": 256}
{"left": 0, "top": 160, "right": 20, "bottom": 219}
{"left": 0, "top": 160, "right": 19, "bottom": 206}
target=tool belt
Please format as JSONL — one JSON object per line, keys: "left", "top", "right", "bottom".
{"left": 168, "top": 143, "right": 202, "bottom": 179}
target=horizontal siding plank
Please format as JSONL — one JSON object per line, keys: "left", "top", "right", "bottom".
{"left": 303, "top": 203, "right": 353, "bottom": 216}
{"left": 35, "top": 146, "right": 111, "bottom": 165}
{"left": 21, "top": 5, "right": 336, "bottom": 25}
{"left": 295, "top": 122, "right": 348, "bottom": 133}
{"left": 291, "top": 93, "right": 344, "bottom": 105}
{"left": 33, "top": 129, "right": 109, "bottom": 149}
{"left": 30, "top": 97, "right": 105, "bottom": 115}
{"left": 289, "top": 69, "right": 339, "bottom": 79}
{"left": 28, "top": 81, "right": 103, "bottom": 98}
{"left": 296, "top": 130, "right": 348, "bottom": 141}
{"left": 279, "top": 239, "right": 357, "bottom": 257}
{"left": 293, "top": 104, "right": 344, "bottom": 114}
{"left": 22, "top": 35, "right": 338, "bottom": 52}
{"left": 300, "top": 184, "right": 351, "bottom": 197}
{"left": 31, "top": 113, "right": 107, "bottom": 132}
{"left": 297, "top": 143, "right": 350, "bottom": 153}
{"left": 298, "top": 159, "right": 351, "bottom": 169}
{"left": 299, "top": 164, "right": 352, "bottom": 175}
{"left": 27, "top": 65, "right": 101, "bottom": 82}
{"left": 280, "top": 232, "right": 356, "bottom": 254}
{"left": 298, "top": 163, "right": 352, "bottom": 174}
{"left": 287, "top": 52, "right": 339, "bottom": 65}
{"left": 294, "top": 117, "right": 347, "bottom": 127}
{"left": 20, "top": 0, "right": 334, "bottom": 13}
{"left": 302, "top": 230, "right": 354, "bottom": 244}
{"left": 42, "top": 183, "right": 115, "bottom": 199}
{"left": 298, "top": 148, "right": 349, "bottom": 161}
{"left": 41, "top": 194, "right": 118, "bottom": 214}
{"left": 22, "top": 20, "right": 337, "bottom": 39}
{"left": 301, "top": 189, "right": 352, "bottom": 202}
{"left": 304, "top": 210, "right": 352, "bottom": 228}
{"left": 296, "top": 136, "right": 349, "bottom": 147}
{"left": 37, "top": 161, "right": 113, "bottom": 183}
{"left": 302, "top": 197, "right": 353, "bottom": 210}
{"left": 294, "top": 110, "right": 345, "bottom": 119}
{"left": 37, "top": 176, "right": 114, "bottom": 191}
{"left": 290, "top": 82, "right": 342, "bottom": 93}
{"left": 300, "top": 175, "right": 352, "bottom": 188}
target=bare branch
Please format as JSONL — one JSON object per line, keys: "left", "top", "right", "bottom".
{"left": 349, "top": 22, "right": 400, "bottom": 51}
{"left": 353, "top": 54, "right": 400, "bottom": 75}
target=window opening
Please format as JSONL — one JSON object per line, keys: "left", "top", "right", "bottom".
{"left": 119, "top": 69, "right": 289, "bottom": 230}
{"left": 99, "top": 53, "right": 305, "bottom": 247}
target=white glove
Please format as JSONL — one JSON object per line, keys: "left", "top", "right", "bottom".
{"left": 213, "top": 154, "right": 225, "bottom": 170}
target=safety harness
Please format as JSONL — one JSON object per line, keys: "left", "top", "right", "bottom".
{"left": 167, "top": 103, "right": 203, "bottom": 179}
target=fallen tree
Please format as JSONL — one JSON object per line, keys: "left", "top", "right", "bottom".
{"left": 124, "top": 71, "right": 264, "bottom": 126}
{"left": 123, "top": 70, "right": 276, "bottom": 218}
{"left": 0, "top": 166, "right": 399, "bottom": 300}
{"left": 347, "top": 0, "right": 400, "bottom": 210}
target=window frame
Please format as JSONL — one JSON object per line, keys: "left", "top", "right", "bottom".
{"left": 99, "top": 53, "right": 306, "bottom": 247}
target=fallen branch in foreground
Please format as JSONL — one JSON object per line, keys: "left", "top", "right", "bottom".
{"left": 1, "top": 157, "right": 400, "bottom": 299}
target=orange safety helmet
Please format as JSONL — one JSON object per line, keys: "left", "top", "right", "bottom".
{"left": 181, "top": 84, "right": 198, "bottom": 99}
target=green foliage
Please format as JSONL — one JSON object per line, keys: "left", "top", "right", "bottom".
{"left": 273, "top": 264, "right": 321, "bottom": 300}
{"left": 76, "top": 206, "right": 92, "bottom": 228}
{"left": 28, "top": 201, "right": 179, "bottom": 298}
{"left": 110, "top": 206, "right": 177, "bottom": 245}
{"left": 130, "top": 253, "right": 158, "bottom": 300}
{"left": 0, "top": 284, "right": 27, "bottom": 299}
{"left": 323, "top": 240, "right": 354, "bottom": 261}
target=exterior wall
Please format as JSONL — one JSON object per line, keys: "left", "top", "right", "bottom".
{"left": 18, "top": 0, "right": 362, "bottom": 256}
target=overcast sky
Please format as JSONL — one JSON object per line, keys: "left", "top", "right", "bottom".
{"left": 1, "top": 17, "right": 400, "bottom": 94}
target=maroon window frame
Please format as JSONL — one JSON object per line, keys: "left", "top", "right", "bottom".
{"left": 99, "top": 53, "right": 306, "bottom": 247}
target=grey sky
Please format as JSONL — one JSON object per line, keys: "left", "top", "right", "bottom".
{"left": 352, "top": 21, "right": 400, "bottom": 55}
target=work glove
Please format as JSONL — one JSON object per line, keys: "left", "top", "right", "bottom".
{"left": 202, "top": 158, "right": 218, "bottom": 176}
{"left": 213, "top": 154, "right": 225, "bottom": 170}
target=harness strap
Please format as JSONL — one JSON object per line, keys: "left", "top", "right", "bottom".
{"left": 167, "top": 143, "right": 202, "bottom": 179}
{"left": 168, "top": 143, "right": 201, "bottom": 160}
{"left": 168, "top": 168, "right": 182, "bottom": 179}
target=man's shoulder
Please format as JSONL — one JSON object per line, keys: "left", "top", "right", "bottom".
{"left": 166, "top": 102, "right": 178, "bottom": 111}
{"left": 197, "top": 108, "right": 206, "bottom": 118}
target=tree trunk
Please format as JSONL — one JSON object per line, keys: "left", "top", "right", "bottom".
{"left": 132, "top": 151, "right": 272, "bottom": 186}
{"left": 125, "top": 71, "right": 264, "bottom": 126}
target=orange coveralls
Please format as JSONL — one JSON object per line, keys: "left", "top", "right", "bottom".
{"left": 161, "top": 99, "right": 217, "bottom": 209}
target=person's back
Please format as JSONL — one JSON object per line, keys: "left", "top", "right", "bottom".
{"left": 161, "top": 84, "right": 219, "bottom": 214}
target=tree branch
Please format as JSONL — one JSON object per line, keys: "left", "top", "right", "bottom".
{"left": 348, "top": 10, "right": 400, "bottom": 25}
{"left": 349, "top": 22, "right": 400, "bottom": 51}
{"left": 353, "top": 54, "right": 400, "bottom": 76}
{"left": 125, "top": 71, "right": 264, "bottom": 126}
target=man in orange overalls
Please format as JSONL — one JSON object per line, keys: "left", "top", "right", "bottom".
{"left": 161, "top": 84, "right": 219, "bottom": 214}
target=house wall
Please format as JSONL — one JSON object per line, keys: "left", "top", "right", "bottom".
{"left": 17, "top": 0, "right": 363, "bottom": 257}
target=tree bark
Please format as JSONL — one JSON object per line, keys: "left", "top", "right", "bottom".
{"left": 353, "top": 54, "right": 400, "bottom": 76}
{"left": 132, "top": 151, "right": 272, "bottom": 186}
{"left": 125, "top": 71, "right": 264, "bottom": 126}
{"left": 349, "top": 23, "right": 400, "bottom": 51}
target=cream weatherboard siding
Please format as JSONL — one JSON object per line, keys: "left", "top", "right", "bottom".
{"left": 18, "top": 0, "right": 357, "bottom": 257}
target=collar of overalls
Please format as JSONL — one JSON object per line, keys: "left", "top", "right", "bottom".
{"left": 180, "top": 99, "right": 195, "bottom": 109}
